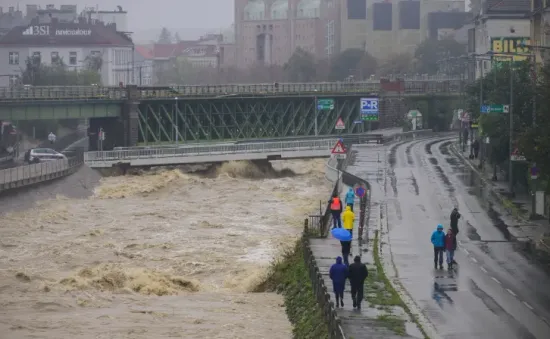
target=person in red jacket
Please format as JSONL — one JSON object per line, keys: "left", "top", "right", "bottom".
{"left": 445, "top": 228, "right": 457, "bottom": 270}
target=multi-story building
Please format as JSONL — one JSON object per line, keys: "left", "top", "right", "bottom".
{"left": 134, "top": 45, "right": 154, "bottom": 85}
{"left": 0, "top": 19, "right": 134, "bottom": 87}
{"left": 0, "top": 6, "right": 27, "bottom": 37}
{"left": 469, "top": 0, "right": 531, "bottom": 78}
{"left": 531, "top": 0, "right": 550, "bottom": 64}
{"left": 234, "top": 0, "right": 338, "bottom": 68}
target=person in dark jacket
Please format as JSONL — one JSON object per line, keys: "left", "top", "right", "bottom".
{"left": 328, "top": 192, "right": 343, "bottom": 229}
{"left": 348, "top": 256, "right": 368, "bottom": 309}
{"left": 450, "top": 208, "right": 460, "bottom": 235}
{"left": 431, "top": 224, "right": 446, "bottom": 269}
{"left": 340, "top": 240, "right": 351, "bottom": 266}
{"left": 329, "top": 256, "right": 348, "bottom": 308}
{"left": 445, "top": 228, "right": 458, "bottom": 270}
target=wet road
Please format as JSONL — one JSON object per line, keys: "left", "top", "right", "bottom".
{"left": 383, "top": 137, "right": 550, "bottom": 339}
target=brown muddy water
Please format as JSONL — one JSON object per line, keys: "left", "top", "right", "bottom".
{"left": 0, "top": 159, "right": 330, "bottom": 339}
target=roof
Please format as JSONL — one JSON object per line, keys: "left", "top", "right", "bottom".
{"left": 135, "top": 45, "right": 153, "bottom": 59}
{"left": 0, "top": 22, "right": 133, "bottom": 46}
{"left": 484, "top": 0, "right": 531, "bottom": 13}
{"left": 151, "top": 41, "right": 200, "bottom": 59}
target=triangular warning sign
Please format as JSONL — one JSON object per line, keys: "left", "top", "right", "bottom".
{"left": 331, "top": 140, "right": 346, "bottom": 154}
{"left": 335, "top": 118, "right": 345, "bottom": 129}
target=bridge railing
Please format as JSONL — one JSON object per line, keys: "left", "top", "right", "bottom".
{"left": 0, "top": 155, "right": 83, "bottom": 186}
{"left": 0, "top": 86, "right": 127, "bottom": 101}
{"left": 85, "top": 139, "right": 338, "bottom": 163}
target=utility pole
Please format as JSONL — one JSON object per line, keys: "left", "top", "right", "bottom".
{"left": 508, "top": 62, "right": 514, "bottom": 196}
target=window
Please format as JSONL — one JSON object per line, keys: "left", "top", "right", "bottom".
{"left": 9, "top": 75, "right": 18, "bottom": 87}
{"left": 348, "top": 0, "right": 366, "bottom": 20}
{"left": 69, "top": 51, "right": 77, "bottom": 65}
{"left": 8, "top": 52, "right": 19, "bottom": 65}
{"left": 51, "top": 51, "right": 59, "bottom": 63}
{"left": 32, "top": 51, "right": 41, "bottom": 65}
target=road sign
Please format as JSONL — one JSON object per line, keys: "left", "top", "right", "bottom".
{"left": 360, "top": 97, "right": 379, "bottom": 121}
{"left": 335, "top": 154, "right": 347, "bottom": 159}
{"left": 531, "top": 166, "right": 539, "bottom": 179}
{"left": 331, "top": 139, "right": 346, "bottom": 154}
{"left": 335, "top": 117, "right": 345, "bottom": 130}
{"left": 354, "top": 185, "right": 366, "bottom": 198}
{"left": 481, "top": 104, "right": 509, "bottom": 114}
{"left": 317, "top": 98, "right": 334, "bottom": 110}
{"left": 510, "top": 148, "right": 526, "bottom": 161}
{"left": 353, "top": 120, "right": 363, "bottom": 124}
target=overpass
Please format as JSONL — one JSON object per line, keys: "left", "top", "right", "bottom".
{"left": 0, "top": 77, "right": 465, "bottom": 150}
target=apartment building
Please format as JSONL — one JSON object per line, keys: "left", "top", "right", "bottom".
{"left": 0, "top": 20, "right": 134, "bottom": 87}
{"left": 531, "top": 0, "right": 550, "bottom": 64}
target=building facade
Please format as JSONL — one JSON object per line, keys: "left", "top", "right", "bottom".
{"left": 0, "top": 21, "right": 134, "bottom": 87}
{"left": 470, "top": 0, "right": 531, "bottom": 78}
{"left": 531, "top": 0, "right": 550, "bottom": 64}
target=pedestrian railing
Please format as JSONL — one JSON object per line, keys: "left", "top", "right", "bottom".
{"left": 0, "top": 153, "right": 83, "bottom": 190}
{"left": 84, "top": 139, "right": 338, "bottom": 165}
{"left": 303, "top": 218, "right": 346, "bottom": 339}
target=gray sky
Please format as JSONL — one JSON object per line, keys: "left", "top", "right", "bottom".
{"left": 13, "top": 0, "right": 234, "bottom": 40}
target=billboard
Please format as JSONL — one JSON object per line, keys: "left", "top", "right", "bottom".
{"left": 490, "top": 37, "right": 530, "bottom": 62}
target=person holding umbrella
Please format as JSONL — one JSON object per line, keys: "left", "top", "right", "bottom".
{"left": 329, "top": 256, "right": 348, "bottom": 308}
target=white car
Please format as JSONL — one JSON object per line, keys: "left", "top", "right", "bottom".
{"left": 24, "top": 148, "right": 67, "bottom": 164}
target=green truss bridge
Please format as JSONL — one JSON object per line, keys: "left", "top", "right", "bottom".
{"left": 0, "top": 77, "right": 466, "bottom": 150}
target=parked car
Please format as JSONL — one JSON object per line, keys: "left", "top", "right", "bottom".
{"left": 24, "top": 148, "right": 67, "bottom": 164}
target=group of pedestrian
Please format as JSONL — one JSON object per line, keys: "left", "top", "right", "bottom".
{"left": 430, "top": 208, "right": 461, "bottom": 270}
{"left": 329, "top": 255, "right": 369, "bottom": 309}
{"left": 328, "top": 188, "right": 369, "bottom": 310}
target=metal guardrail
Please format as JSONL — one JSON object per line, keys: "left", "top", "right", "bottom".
{"left": 0, "top": 154, "right": 83, "bottom": 189}
{"left": 0, "top": 77, "right": 466, "bottom": 101}
{"left": 84, "top": 139, "right": 338, "bottom": 165}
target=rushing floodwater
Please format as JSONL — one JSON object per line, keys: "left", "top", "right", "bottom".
{"left": 0, "top": 159, "right": 329, "bottom": 339}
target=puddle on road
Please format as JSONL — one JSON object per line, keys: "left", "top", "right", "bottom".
{"left": 487, "top": 206, "right": 512, "bottom": 241}
{"left": 410, "top": 175, "right": 419, "bottom": 195}
{"left": 439, "top": 141, "right": 452, "bottom": 156}
{"left": 429, "top": 158, "right": 438, "bottom": 165}
{"left": 424, "top": 140, "right": 440, "bottom": 155}
{"left": 465, "top": 220, "right": 481, "bottom": 241}
{"left": 434, "top": 166, "right": 454, "bottom": 192}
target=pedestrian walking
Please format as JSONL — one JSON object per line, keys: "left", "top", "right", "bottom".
{"left": 342, "top": 206, "right": 355, "bottom": 238}
{"left": 431, "top": 224, "right": 446, "bottom": 269}
{"left": 472, "top": 139, "right": 480, "bottom": 159}
{"left": 445, "top": 228, "right": 457, "bottom": 270}
{"left": 340, "top": 240, "right": 351, "bottom": 266}
{"left": 348, "top": 255, "right": 368, "bottom": 310}
{"left": 328, "top": 192, "right": 343, "bottom": 229}
{"left": 450, "top": 208, "right": 460, "bottom": 235}
{"left": 48, "top": 132, "right": 56, "bottom": 144}
{"left": 345, "top": 187, "right": 355, "bottom": 211}
{"left": 329, "top": 256, "right": 348, "bottom": 308}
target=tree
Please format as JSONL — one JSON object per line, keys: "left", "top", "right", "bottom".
{"left": 466, "top": 61, "right": 534, "bottom": 179}
{"left": 329, "top": 48, "right": 377, "bottom": 81}
{"left": 174, "top": 32, "right": 182, "bottom": 42}
{"left": 156, "top": 57, "right": 198, "bottom": 84}
{"left": 414, "top": 38, "right": 466, "bottom": 75}
{"left": 284, "top": 47, "right": 317, "bottom": 82}
{"left": 158, "top": 27, "right": 172, "bottom": 44}
{"left": 84, "top": 54, "right": 103, "bottom": 73}
{"left": 377, "top": 53, "right": 415, "bottom": 76}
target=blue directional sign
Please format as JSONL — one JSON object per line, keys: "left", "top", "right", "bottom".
{"left": 360, "top": 98, "right": 379, "bottom": 121}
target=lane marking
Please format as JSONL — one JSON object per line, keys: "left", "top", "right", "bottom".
{"left": 462, "top": 248, "right": 469, "bottom": 255}
{"left": 523, "top": 301, "right": 534, "bottom": 310}
{"left": 470, "top": 257, "right": 478, "bottom": 263}
{"left": 506, "top": 289, "right": 517, "bottom": 297}
{"left": 480, "top": 266, "right": 487, "bottom": 273}
{"left": 490, "top": 277, "right": 501, "bottom": 285}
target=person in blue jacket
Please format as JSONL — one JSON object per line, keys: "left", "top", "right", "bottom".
{"left": 431, "top": 224, "right": 446, "bottom": 269}
{"left": 329, "top": 256, "right": 348, "bottom": 308}
{"left": 345, "top": 188, "right": 355, "bottom": 211}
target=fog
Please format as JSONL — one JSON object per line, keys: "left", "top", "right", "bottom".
{"left": 12, "top": 0, "right": 234, "bottom": 40}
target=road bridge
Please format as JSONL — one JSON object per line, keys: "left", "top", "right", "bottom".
{"left": 0, "top": 77, "right": 465, "bottom": 150}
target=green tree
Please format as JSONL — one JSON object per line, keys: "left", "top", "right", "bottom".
{"left": 329, "top": 48, "right": 377, "bottom": 80}
{"left": 414, "top": 38, "right": 466, "bottom": 75}
{"left": 377, "top": 53, "right": 415, "bottom": 76}
{"left": 84, "top": 54, "right": 103, "bottom": 73}
{"left": 284, "top": 47, "right": 317, "bottom": 82}
{"left": 158, "top": 27, "right": 172, "bottom": 43}
{"left": 466, "top": 61, "right": 534, "bottom": 178}
{"left": 519, "top": 63, "right": 550, "bottom": 192}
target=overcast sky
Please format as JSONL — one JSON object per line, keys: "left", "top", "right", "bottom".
{"left": 12, "top": 0, "right": 234, "bottom": 40}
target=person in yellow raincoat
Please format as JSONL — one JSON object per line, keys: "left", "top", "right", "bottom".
{"left": 342, "top": 206, "right": 355, "bottom": 237}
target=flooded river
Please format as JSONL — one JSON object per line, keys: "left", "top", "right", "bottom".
{"left": 0, "top": 159, "right": 330, "bottom": 339}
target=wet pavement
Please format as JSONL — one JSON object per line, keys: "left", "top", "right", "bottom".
{"left": 350, "top": 137, "right": 550, "bottom": 338}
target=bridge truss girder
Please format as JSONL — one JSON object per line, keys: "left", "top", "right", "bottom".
{"left": 137, "top": 97, "right": 366, "bottom": 143}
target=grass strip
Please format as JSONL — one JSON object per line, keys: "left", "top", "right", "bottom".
{"left": 257, "top": 240, "right": 330, "bottom": 339}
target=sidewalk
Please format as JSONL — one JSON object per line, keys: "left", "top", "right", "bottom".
{"left": 451, "top": 143, "right": 550, "bottom": 253}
